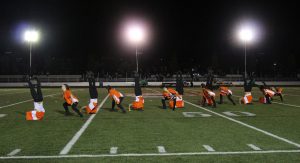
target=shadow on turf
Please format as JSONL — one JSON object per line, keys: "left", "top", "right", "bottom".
{"left": 55, "top": 110, "right": 75, "bottom": 116}
{"left": 15, "top": 111, "right": 25, "bottom": 116}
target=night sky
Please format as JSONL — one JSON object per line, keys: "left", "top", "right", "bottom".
{"left": 0, "top": 0, "right": 299, "bottom": 76}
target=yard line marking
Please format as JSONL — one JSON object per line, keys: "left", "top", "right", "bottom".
{"left": 272, "top": 102, "right": 300, "bottom": 108}
{"left": 145, "top": 88, "right": 161, "bottom": 94}
{"left": 203, "top": 145, "right": 215, "bottom": 152}
{"left": 0, "top": 114, "right": 7, "bottom": 118}
{"left": 1, "top": 150, "right": 300, "bottom": 159}
{"left": 283, "top": 94, "right": 300, "bottom": 97}
{"left": 157, "top": 146, "right": 166, "bottom": 153}
{"left": 0, "top": 89, "right": 20, "bottom": 92}
{"left": 110, "top": 147, "right": 118, "bottom": 154}
{"left": 0, "top": 93, "right": 61, "bottom": 109}
{"left": 7, "top": 149, "right": 21, "bottom": 156}
{"left": 247, "top": 144, "right": 262, "bottom": 151}
{"left": 59, "top": 95, "right": 109, "bottom": 155}
{"left": 185, "top": 100, "right": 300, "bottom": 148}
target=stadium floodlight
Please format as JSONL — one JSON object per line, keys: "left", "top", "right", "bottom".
{"left": 24, "top": 30, "right": 39, "bottom": 76}
{"left": 238, "top": 27, "right": 254, "bottom": 78}
{"left": 124, "top": 22, "right": 147, "bottom": 73}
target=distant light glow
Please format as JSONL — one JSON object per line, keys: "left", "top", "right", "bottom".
{"left": 126, "top": 25, "right": 145, "bottom": 44}
{"left": 24, "top": 30, "right": 39, "bottom": 42}
{"left": 123, "top": 20, "right": 147, "bottom": 46}
{"left": 239, "top": 28, "right": 254, "bottom": 42}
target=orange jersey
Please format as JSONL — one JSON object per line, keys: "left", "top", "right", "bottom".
{"left": 163, "top": 88, "right": 178, "bottom": 98}
{"left": 263, "top": 89, "right": 275, "bottom": 97}
{"left": 26, "top": 111, "right": 45, "bottom": 120}
{"left": 241, "top": 92, "right": 253, "bottom": 104}
{"left": 169, "top": 96, "right": 184, "bottom": 108}
{"left": 63, "top": 90, "right": 78, "bottom": 105}
{"left": 220, "top": 86, "right": 232, "bottom": 96}
{"left": 276, "top": 87, "right": 283, "bottom": 94}
{"left": 86, "top": 99, "right": 98, "bottom": 114}
{"left": 203, "top": 88, "right": 215, "bottom": 99}
{"left": 132, "top": 96, "right": 144, "bottom": 109}
{"left": 109, "top": 89, "right": 124, "bottom": 104}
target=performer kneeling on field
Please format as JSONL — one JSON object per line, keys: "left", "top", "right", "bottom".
{"left": 240, "top": 75, "right": 255, "bottom": 104}
{"left": 107, "top": 86, "right": 126, "bottom": 113}
{"left": 129, "top": 74, "right": 144, "bottom": 111}
{"left": 85, "top": 78, "right": 98, "bottom": 114}
{"left": 262, "top": 81, "right": 283, "bottom": 102}
{"left": 259, "top": 85, "right": 275, "bottom": 104}
{"left": 201, "top": 73, "right": 217, "bottom": 108}
{"left": 201, "top": 83, "right": 217, "bottom": 108}
{"left": 62, "top": 84, "right": 83, "bottom": 117}
{"left": 162, "top": 87, "right": 178, "bottom": 110}
{"left": 26, "top": 78, "right": 45, "bottom": 120}
{"left": 219, "top": 83, "right": 236, "bottom": 105}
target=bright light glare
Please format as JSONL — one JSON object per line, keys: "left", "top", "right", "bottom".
{"left": 24, "top": 30, "right": 39, "bottom": 42}
{"left": 239, "top": 28, "right": 254, "bottom": 42}
{"left": 125, "top": 23, "right": 146, "bottom": 45}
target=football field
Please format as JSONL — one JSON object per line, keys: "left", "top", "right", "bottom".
{"left": 0, "top": 86, "right": 300, "bottom": 162}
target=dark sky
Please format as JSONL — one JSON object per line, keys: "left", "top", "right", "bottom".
{"left": 0, "top": 0, "right": 299, "bottom": 76}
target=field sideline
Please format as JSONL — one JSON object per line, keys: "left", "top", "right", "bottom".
{"left": 0, "top": 87, "right": 300, "bottom": 162}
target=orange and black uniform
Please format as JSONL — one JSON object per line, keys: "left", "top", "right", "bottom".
{"left": 263, "top": 82, "right": 283, "bottom": 102}
{"left": 63, "top": 87, "right": 83, "bottom": 117}
{"left": 219, "top": 86, "right": 235, "bottom": 105}
{"left": 201, "top": 74, "right": 217, "bottom": 107}
{"left": 162, "top": 88, "right": 178, "bottom": 110}
{"left": 108, "top": 88, "right": 126, "bottom": 113}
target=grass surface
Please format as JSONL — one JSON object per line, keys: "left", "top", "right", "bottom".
{"left": 0, "top": 87, "right": 300, "bottom": 162}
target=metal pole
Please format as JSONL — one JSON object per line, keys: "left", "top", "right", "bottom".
{"left": 30, "top": 42, "right": 32, "bottom": 76}
{"left": 244, "top": 40, "right": 247, "bottom": 78}
{"left": 136, "top": 45, "right": 139, "bottom": 73}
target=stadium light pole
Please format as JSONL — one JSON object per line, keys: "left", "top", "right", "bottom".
{"left": 239, "top": 27, "right": 254, "bottom": 78}
{"left": 125, "top": 23, "right": 146, "bottom": 73}
{"left": 24, "top": 30, "right": 39, "bottom": 76}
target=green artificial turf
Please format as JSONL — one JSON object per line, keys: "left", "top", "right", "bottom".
{"left": 0, "top": 87, "right": 300, "bottom": 162}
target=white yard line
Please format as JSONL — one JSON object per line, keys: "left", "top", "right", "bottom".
{"left": 0, "top": 89, "right": 20, "bottom": 92}
{"left": 157, "top": 146, "right": 167, "bottom": 153}
{"left": 7, "top": 149, "right": 21, "bottom": 156}
{"left": 247, "top": 144, "right": 262, "bottom": 151}
{"left": 0, "top": 114, "right": 7, "bottom": 118}
{"left": 1, "top": 150, "right": 300, "bottom": 159}
{"left": 203, "top": 145, "right": 215, "bottom": 152}
{"left": 0, "top": 93, "right": 61, "bottom": 109}
{"left": 110, "top": 147, "right": 118, "bottom": 154}
{"left": 145, "top": 88, "right": 161, "bottom": 94}
{"left": 283, "top": 94, "right": 300, "bottom": 97}
{"left": 185, "top": 100, "right": 300, "bottom": 148}
{"left": 59, "top": 95, "right": 109, "bottom": 155}
{"left": 272, "top": 102, "right": 300, "bottom": 108}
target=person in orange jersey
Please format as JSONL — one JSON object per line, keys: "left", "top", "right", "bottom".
{"left": 201, "top": 83, "right": 217, "bottom": 108}
{"left": 162, "top": 86, "right": 178, "bottom": 110}
{"left": 62, "top": 84, "right": 83, "bottom": 117}
{"left": 85, "top": 77, "right": 98, "bottom": 114}
{"left": 262, "top": 81, "right": 283, "bottom": 102}
{"left": 130, "top": 75, "right": 144, "bottom": 111}
{"left": 219, "top": 83, "right": 235, "bottom": 105}
{"left": 26, "top": 78, "right": 45, "bottom": 120}
{"left": 107, "top": 86, "right": 126, "bottom": 113}
{"left": 259, "top": 85, "right": 276, "bottom": 104}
